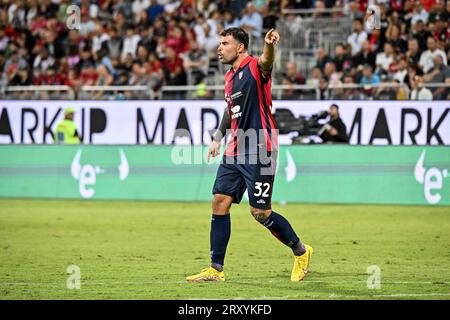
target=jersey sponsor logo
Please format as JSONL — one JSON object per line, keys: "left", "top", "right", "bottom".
{"left": 239, "top": 71, "right": 243, "bottom": 79}
{"left": 231, "top": 105, "right": 242, "bottom": 119}
{"left": 256, "top": 199, "right": 266, "bottom": 204}
{"left": 230, "top": 91, "right": 243, "bottom": 100}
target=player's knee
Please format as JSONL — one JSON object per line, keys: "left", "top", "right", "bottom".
{"left": 212, "top": 194, "right": 233, "bottom": 213}
{"left": 250, "top": 207, "right": 271, "bottom": 223}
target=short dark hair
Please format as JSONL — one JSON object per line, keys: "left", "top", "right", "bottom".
{"left": 220, "top": 28, "right": 249, "bottom": 49}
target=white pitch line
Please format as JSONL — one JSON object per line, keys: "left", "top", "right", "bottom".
{"left": 329, "top": 293, "right": 450, "bottom": 298}
{"left": 1, "top": 280, "right": 450, "bottom": 286}
{"left": 189, "top": 293, "right": 450, "bottom": 300}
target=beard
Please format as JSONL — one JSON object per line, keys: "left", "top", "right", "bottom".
{"left": 218, "top": 52, "right": 237, "bottom": 65}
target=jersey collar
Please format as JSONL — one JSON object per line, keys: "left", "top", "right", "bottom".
{"left": 231, "top": 55, "right": 252, "bottom": 73}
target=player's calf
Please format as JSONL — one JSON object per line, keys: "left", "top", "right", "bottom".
{"left": 251, "top": 207, "right": 306, "bottom": 257}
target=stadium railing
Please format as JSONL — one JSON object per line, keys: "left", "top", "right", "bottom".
{"left": 2, "top": 85, "right": 75, "bottom": 100}
{"left": 1, "top": 83, "right": 449, "bottom": 100}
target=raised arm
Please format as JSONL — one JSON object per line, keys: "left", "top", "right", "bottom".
{"left": 258, "top": 28, "right": 280, "bottom": 77}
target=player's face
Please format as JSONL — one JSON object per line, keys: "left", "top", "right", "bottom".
{"left": 218, "top": 35, "right": 241, "bottom": 65}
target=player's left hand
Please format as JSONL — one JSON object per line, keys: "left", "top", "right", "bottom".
{"left": 207, "top": 140, "right": 221, "bottom": 162}
{"left": 264, "top": 29, "right": 280, "bottom": 46}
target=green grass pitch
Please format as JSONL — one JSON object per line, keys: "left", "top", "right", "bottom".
{"left": 0, "top": 199, "right": 449, "bottom": 300}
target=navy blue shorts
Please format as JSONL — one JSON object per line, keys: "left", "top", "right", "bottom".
{"left": 212, "top": 154, "right": 276, "bottom": 209}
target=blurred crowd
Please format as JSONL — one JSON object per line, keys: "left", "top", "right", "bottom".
{"left": 0, "top": 0, "right": 449, "bottom": 100}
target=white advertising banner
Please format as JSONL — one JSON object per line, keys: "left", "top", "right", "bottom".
{"left": 0, "top": 100, "right": 449, "bottom": 145}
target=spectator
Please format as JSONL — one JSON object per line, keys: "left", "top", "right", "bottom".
{"left": 144, "top": 51, "right": 164, "bottom": 97}
{"left": 129, "top": 60, "right": 148, "bottom": 86}
{"left": 332, "top": 74, "right": 362, "bottom": 100}
{"left": 348, "top": 0, "right": 365, "bottom": 20}
{"left": 137, "top": 25, "right": 157, "bottom": 53}
{"left": 367, "top": 28, "right": 384, "bottom": 53}
{"left": 5, "top": 49, "right": 29, "bottom": 86}
{"left": 333, "top": 43, "right": 352, "bottom": 73}
{"left": 261, "top": 3, "right": 279, "bottom": 31}
{"left": 92, "top": 23, "right": 111, "bottom": 55}
{"left": 95, "top": 64, "right": 114, "bottom": 86}
{"left": 147, "top": 0, "right": 164, "bottom": 24}
{"left": 352, "top": 40, "right": 376, "bottom": 71}
{"left": 429, "top": 65, "right": 450, "bottom": 100}
{"left": 197, "top": 0, "right": 219, "bottom": 19}
{"left": 428, "top": 0, "right": 448, "bottom": 23}
{"left": 307, "top": 66, "right": 323, "bottom": 86}
{"left": 313, "top": 0, "right": 329, "bottom": 18}
{"left": 163, "top": 46, "right": 187, "bottom": 86}
{"left": 386, "top": 24, "right": 407, "bottom": 53}
{"left": 121, "top": 26, "right": 141, "bottom": 61}
{"left": 165, "top": 25, "right": 190, "bottom": 57}
{"left": 80, "top": 0, "right": 99, "bottom": 19}
{"left": 360, "top": 64, "right": 381, "bottom": 85}
{"left": 39, "top": 0, "right": 59, "bottom": 19}
{"left": 286, "top": 61, "right": 306, "bottom": 85}
{"left": 239, "top": 2, "right": 263, "bottom": 38}
{"left": 375, "top": 42, "right": 396, "bottom": 75}
{"left": 183, "top": 40, "right": 209, "bottom": 84}
{"left": 79, "top": 61, "right": 98, "bottom": 86}
{"left": 347, "top": 18, "right": 368, "bottom": 56}
{"left": 206, "top": 10, "right": 222, "bottom": 36}
{"left": 412, "top": 20, "right": 432, "bottom": 51}
{"left": 132, "top": 0, "right": 150, "bottom": 21}
{"left": 432, "top": 17, "right": 449, "bottom": 50}
{"left": 410, "top": 1, "right": 429, "bottom": 25}
{"left": 419, "top": 36, "right": 447, "bottom": 73}
{"left": 223, "top": 10, "right": 240, "bottom": 30}
{"left": 423, "top": 55, "right": 447, "bottom": 85}
{"left": 315, "top": 47, "right": 332, "bottom": 72}
{"left": 197, "top": 22, "right": 219, "bottom": 59}
{"left": 324, "top": 61, "right": 342, "bottom": 86}
{"left": 281, "top": 61, "right": 306, "bottom": 99}
{"left": 406, "top": 38, "right": 422, "bottom": 65}
{"left": 177, "top": 0, "right": 196, "bottom": 21}
{"left": 33, "top": 46, "right": 55, "bottom": 72}
{"left": 78, "top": 9, "right": 96, "bottom": 37}
{"left": 318, "top": 77, "right": 330, "bottom": 100}
{"left": 0, "top": 29, "right": 9, "bottom": 52}
{"left": 410, "top": 74, "right": 433, "bottom": 100}
{"left": 393, "top": 57, "right": 408, "bottom": 84}
{"left": 374, "top": 79, "right": 402, "bottom": 100}
{"left": 106, "top": 28, "right": 123, "bottom": 61}
{"left": 152, "top": 15, "right": 167, "bottom": 38}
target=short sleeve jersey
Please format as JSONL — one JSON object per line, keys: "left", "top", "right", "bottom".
{"left": 224, "top": 55, "right": 278, "bottom": 156}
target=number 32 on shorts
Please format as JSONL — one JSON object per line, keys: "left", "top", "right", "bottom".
{"left": 254, "top": 182, "right": 270, "bottom": 197}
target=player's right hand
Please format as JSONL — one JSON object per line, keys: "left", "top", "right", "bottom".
{"left": 207, "top": 140, "right": 221, "bottom": 162}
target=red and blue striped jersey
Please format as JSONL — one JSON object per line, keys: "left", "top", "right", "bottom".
{"left": 224, "top": 55, "right": 278, "bottom": 156}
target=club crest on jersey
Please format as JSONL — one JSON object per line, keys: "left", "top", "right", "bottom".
{"left": 239, "top": 71, "right": 243, "bottom": 79}
{"left": 231, "top": 105, "right": 242, "bottom": 119}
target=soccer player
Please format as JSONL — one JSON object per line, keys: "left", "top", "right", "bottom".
{"left": 186, "top": 28, "right": 313, "bottom": 282}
